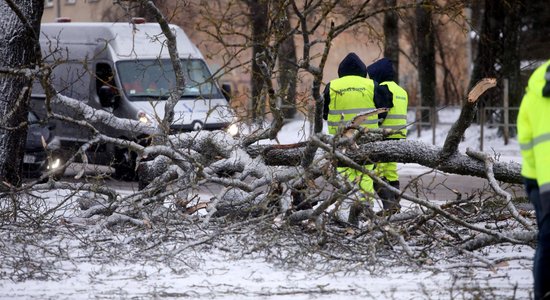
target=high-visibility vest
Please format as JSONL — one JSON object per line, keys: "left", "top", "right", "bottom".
{"left": 380, "top": 81, "right": 408, "bottom": 139}
{"left": 518, "top": 59, "right": 550, "bottom": 194}
{"left": 327, "top": 76, "right": 378, "bottom": 135}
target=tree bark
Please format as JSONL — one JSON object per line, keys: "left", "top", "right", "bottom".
{"left": 251, "top": 139, "right": 522, "bottom": 184}
{"left": 415, "top": 1, "right": 436, "bottom": 124}
{"left": 500, "top": 0, "right": 523, "bottom": 125}
{"left": 468, "top": 0, "right": 502, "bottom": 107}
{"left": 383, "top": 0, "right": 399, "bottom": 82}
{"left": 247, "top": 0, "right": 269, "bottom": 121}
{"left": 277, "top": 5, "right": 297, "bottom": 119}
{"left": 0, "top": 0, "right": 43, "bottom": 187}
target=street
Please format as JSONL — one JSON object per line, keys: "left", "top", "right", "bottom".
{"left": 52, "top": 162, "right": 527, "bottom": 209}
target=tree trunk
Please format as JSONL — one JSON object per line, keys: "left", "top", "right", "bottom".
{"left": 248, "top": 0, "right": 269, "bottom": 121}
{"left": 468, "top": 0, "right": 501, "bottom": 107}
{"left": 383, "top": 0, "right": 399, "bottom": 82}
{"left": 277, "top": 5, "right": 297, "bottom": 119}
{"left": 470, "top": 0, "right": 524, "bottom": 129}
{"left": 415, "top": 1, "right": 436, "bottom": 124}
{"left": 500, "top": 0, "right": 523, "bottom": 131}
{"left": 0, "top": 0, "right": 43, "bottom": 187}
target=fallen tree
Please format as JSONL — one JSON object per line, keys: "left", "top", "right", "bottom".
{"left": 0, "top": 0, "right": 534, "bottom": 278}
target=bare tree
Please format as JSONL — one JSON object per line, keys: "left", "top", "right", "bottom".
{"left": 275, "top": 3, "right": 298, "bottom": 119}
{"left": 415, "top": 0, "right": 436, "bottom": 124}
{"left": 246, "top": 0, "right": 270, "bottom": 121}
{"left": 383, "top": 0, "right": 399, "bottom": 82}
{"left": 0, "top": 0, "right": 43, "bottom": 187}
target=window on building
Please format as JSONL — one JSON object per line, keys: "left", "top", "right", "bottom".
{"left": 66, "top": 0, "right": 76, "bottom": 4}
{"left": 45, "top": 0, "right": 53, "bottom": 7}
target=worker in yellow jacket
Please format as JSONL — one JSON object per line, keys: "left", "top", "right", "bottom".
{"left": 322, "top": 53, "right": 392, "bottom": 224}
{"left": 518, "top": 59, "right": 550, "bottom": 300}
{"left": 367, "top": 58, "right": 408, "bottom": 215}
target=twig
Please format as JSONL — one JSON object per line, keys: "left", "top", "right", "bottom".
{"left": 466, "top": 148, "right": 533, "bottom": 230}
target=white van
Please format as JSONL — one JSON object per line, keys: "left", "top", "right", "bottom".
{"left": 31, "top": 19, "right": 236, "bottom": 179}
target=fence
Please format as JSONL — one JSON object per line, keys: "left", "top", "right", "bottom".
{"left": 479, "top": 106, "right": 519, "bottom": 151}
{"left": 411, "top": 106, "right": 519, "bottom": 151}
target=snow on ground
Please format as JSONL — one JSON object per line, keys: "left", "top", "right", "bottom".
{"left": 0, "top": 108, "right": 534, "bottom": 299}
{"left": 1, "top": 253, "right": 532, "bottom": 299}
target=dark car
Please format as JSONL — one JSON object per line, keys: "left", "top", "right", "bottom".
{"left": 23, "top": 111, "right": 64, "bottom": 179}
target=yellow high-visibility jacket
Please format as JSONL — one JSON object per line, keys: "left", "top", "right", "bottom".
{"left": 380, "top": 81, "right": 408, "bottom": 139}
{"left": 327, "top": 75, "right": 378, "bottom": 134}
{"left": 518, "top": 59, "right": 550, "bottom": 195}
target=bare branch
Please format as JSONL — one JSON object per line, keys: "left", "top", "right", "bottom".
{"left": 440, "top": 78, "right": 497, "bottom": 159}
{"left": 466, "top": 148, "right": 533, "bottom": 229}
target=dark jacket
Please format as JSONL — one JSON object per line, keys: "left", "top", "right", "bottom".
{"left": 367, "top": 58, "right": 397, "bottom": 121}
{"left": 323, "top": 53, "right": 393, "bottom": 120}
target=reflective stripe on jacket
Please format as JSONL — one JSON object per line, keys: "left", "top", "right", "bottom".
{"left": 380, "top": 81, "right": 408, "bottom": 139}
{"left": 518, "top": 59, "right": 550, "bottom": 193}
{"left": 327, "top": 76, "right": 377, "bottom": 135}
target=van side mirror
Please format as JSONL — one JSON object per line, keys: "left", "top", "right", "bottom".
{"left": 98, "top": 85, "right": 117, "bottom": 107}
{"left": 221, "top": 83, "right": 232, "bottom": 102}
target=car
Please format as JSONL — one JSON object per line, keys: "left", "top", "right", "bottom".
{"left": 23, "top": 111, "right": 64, "bottom": 179}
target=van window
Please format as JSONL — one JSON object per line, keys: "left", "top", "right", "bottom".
{"left": 95, "top": 63, "right": 117, "bottom": 94}
{"left": 51, "top": 61, "right": 90, "bottom": 101}
{"left": 116, "top": 59, "right": 223, "bottom": 100}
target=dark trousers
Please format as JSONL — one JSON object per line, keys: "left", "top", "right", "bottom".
{"left": 526, "top": 178, "right": 550, "bottom": 299}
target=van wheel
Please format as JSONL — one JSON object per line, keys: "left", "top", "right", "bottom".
{"left": 112, "top": 148, "right": 138, "bottom": 181}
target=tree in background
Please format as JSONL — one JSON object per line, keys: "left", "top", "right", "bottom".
{"left": 245, "top": 0, "right": 270, "bottom": 122}
{"left": 275, "top": 3, "right": 297, "bottom": 119}
{"left": 415, "top": 0, "right": 436, "bottom": 124}
{"left": 383, "top": 0, "right": 399, "bottom": 83}
{"left": 398, "top": 1, "right": 471, "bottom": 114}
{"left": 469, "top": 0, "right": 519, "bottom": 106}
{"left": 0, "top": 0, "right": 43, "bottom": 187}
{"left": 469, "top": 0, "right": 524, "bottom": 128}
{"left": 244, "top": 0, "right": 298, "bottom": 121}
{"left": 500, "top": 0, "right": 523, "bottom": 128}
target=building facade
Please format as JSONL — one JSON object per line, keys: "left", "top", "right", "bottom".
{"left": 42, "top": 0, "right": 123, "bottom": 23}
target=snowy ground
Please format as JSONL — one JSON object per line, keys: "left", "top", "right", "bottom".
{"left": 0, "top": 249, "right": 533, "bottom": 299}
{"left": 0, "top": 107, "right": 535, "bottom": 299}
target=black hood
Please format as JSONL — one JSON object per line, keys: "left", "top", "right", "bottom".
{"left": 366, "top": 58, "right": 395, "bottom": 82}
{"left": 338, "top": 53, "right": 367, "bottom": 78}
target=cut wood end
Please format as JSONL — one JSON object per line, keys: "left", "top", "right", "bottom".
{"left": 468, "top": 78, "right": 497, "bottom": 103}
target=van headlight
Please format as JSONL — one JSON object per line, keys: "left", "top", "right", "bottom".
{"left": 227, "top": 123, "right": 239, "bottom": 136}
{"left": 137, "top": 111, "right": 156, "bottom": 125}
{"left": 48, "top": 157, "right": 61, "bottom": 170}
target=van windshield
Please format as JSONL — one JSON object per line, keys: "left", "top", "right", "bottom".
{"left": 116, "top": 59, "right": 223, "bottom": 100}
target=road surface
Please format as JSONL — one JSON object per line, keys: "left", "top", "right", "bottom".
{"left": 55, "top": 162, "right": 527, "bottom": 206}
